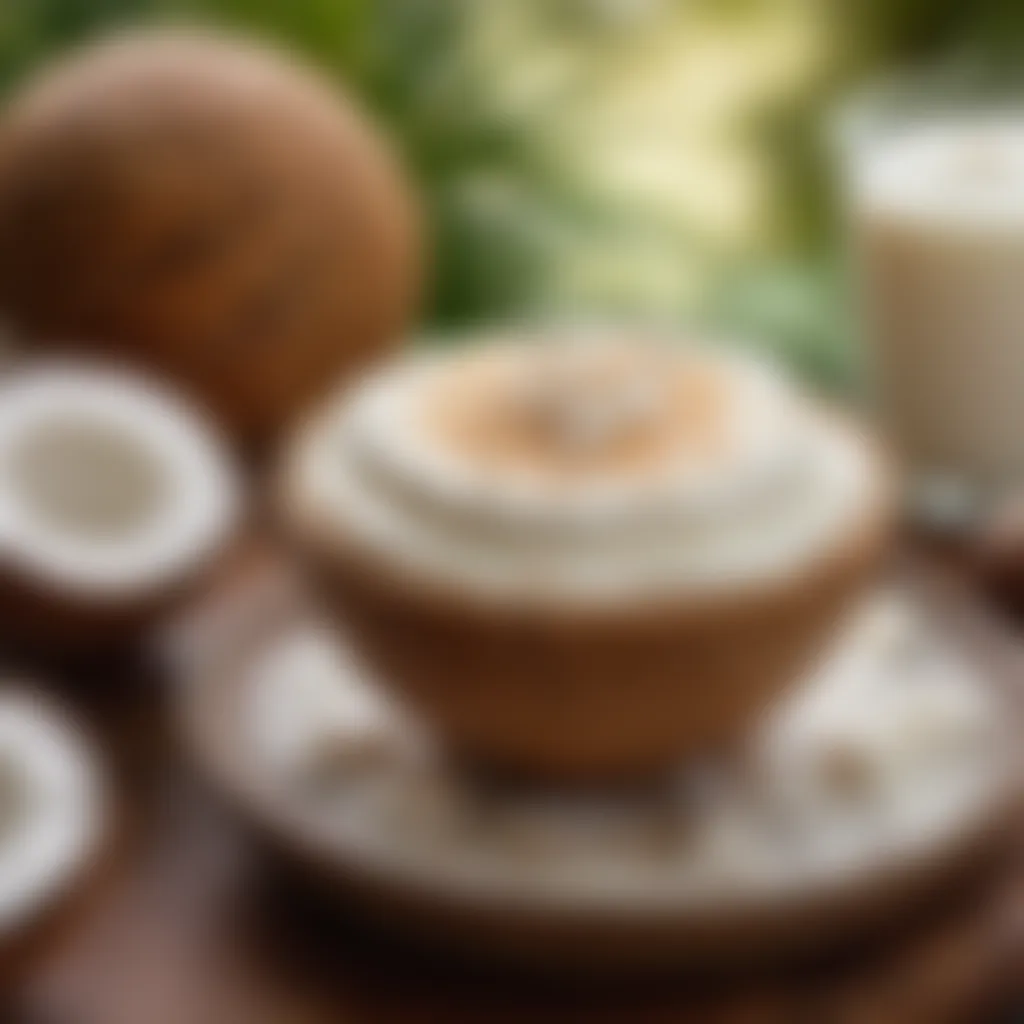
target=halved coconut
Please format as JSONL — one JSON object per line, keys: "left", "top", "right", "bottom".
{"left": 0, "top": 362, "right": 240, "bottom": 652}
{"left": 0, "top": 687, "right": 106, "bottom": 978}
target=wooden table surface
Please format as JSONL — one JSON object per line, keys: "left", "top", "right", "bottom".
{"left": 4, "top": 545, "right": 1024, "bottom": 1024}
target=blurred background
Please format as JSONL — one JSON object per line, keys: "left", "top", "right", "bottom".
{"left": 0, "top": 6, "right": 1021, "bottom": 1020}
{"left": 4, "top": 0, "right": 1023, "bottom": 392}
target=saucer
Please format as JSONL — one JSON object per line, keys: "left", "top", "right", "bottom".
{"left": 181, "top": 589, "right": 1019, "bottom": 969}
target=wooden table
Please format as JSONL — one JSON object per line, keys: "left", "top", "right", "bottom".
{"left": 5, "top": 546, "right": 1024, "bottom": 1024}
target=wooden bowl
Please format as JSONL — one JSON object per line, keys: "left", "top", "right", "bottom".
{"left": 280, "top": 399, "right": 894, "bottom": 781}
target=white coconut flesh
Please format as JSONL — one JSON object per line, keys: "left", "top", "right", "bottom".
{"left": 0, "top": 691, "right": 104, "bottom": 933}
{"left": 294, "top": 333, "right": 881, "bottom": 605}
{"left": 0, "top": 367, "right": 238, "bottom": 598}
{"left": 246, "top": 593, "right": 1014, "bottom": 911}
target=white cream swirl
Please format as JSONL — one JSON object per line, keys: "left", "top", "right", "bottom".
{"left": 293, "top": 335, "right": 881, "bottom": 605}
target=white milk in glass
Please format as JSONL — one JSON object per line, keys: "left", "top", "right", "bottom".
{"left": 851, "top": 115, "right": 1024, "bottom": 496}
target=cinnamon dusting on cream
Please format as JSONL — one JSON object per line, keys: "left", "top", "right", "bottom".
{"left": 417, "top": 342, "right": 735, "bottom": 484}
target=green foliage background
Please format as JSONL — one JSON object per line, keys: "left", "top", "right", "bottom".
{"left": 2, "top": 0, "right": 1023, "bottom": 389}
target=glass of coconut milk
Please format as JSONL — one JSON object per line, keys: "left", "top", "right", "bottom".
{"left": 844, "top": 86, "right": 1024, "bottom": 521}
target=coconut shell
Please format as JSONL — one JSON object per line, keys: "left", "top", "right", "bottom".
{"left": 0, "top": 544, "right": 228, "bottom": 663}
{"left": 0, "top": 30, "right": 422, "bottom": 445}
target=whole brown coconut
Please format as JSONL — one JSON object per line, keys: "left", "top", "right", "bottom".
{"left": 0, "top": 30, "right": 422, "bottom": 445}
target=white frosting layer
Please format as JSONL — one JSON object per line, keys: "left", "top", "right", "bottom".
{"left": 0, "top": 691, "right": 104, "bottom": 932}
{"left": 0, "top": 364, "right": 239, "bottom": 595}
{"left": 294, "top": 340, "right": 879, "bottom": 604}
{"left": 247, "top": 593, "right": 1012, "bottom": 909}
